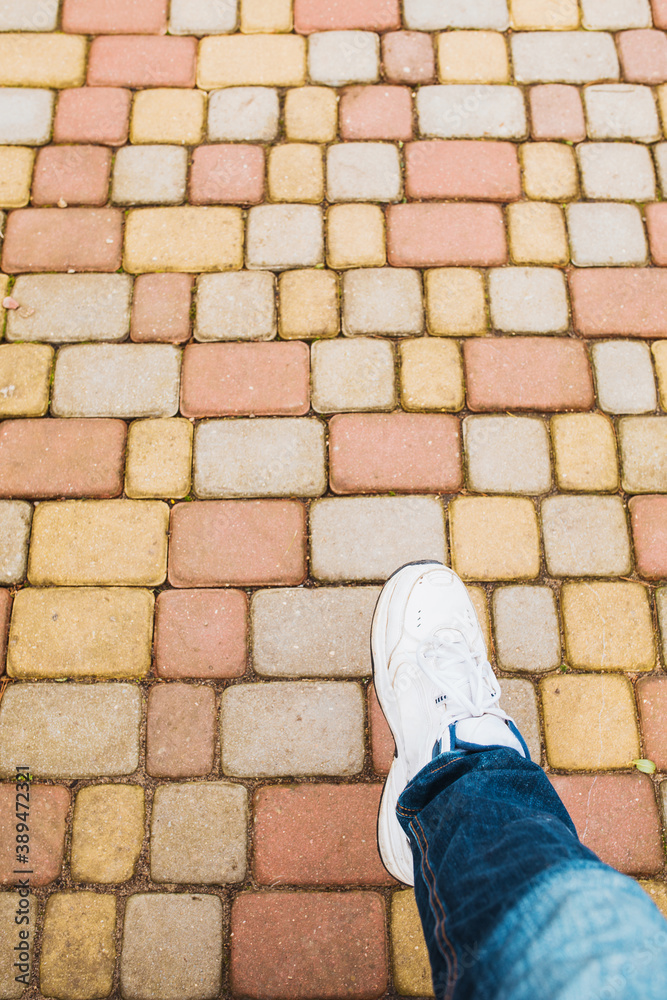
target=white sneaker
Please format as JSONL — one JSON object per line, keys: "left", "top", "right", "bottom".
{"left": 372, "top": 561, "right": 529, "bottom": 886}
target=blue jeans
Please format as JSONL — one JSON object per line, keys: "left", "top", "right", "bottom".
{"left": 397, "top": 744, "right": 667, "bottom": 1000}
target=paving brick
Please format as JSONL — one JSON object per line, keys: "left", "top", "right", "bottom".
{"left": 0, "top": 590, "right": 11, "bottom": 670}
{"left": 326, "top": 204, "right": 386, "bottom": 269}
{"left": 31, "top": 144, "right": 111, "bottom": 208}
{"left": 391, "top": 890, "right": 434, "bottom": 998}
{"left": 242, "top": 0, "right": 292, "bottom": 32}
{"left": 400, "top": 338, "right": 465, "bottom": 412}
{"left": 195, "top": 271, "right": 276, "bottom": 341}
{"left": 180, "top": 342, "right": 309, "bottom": 417}
{"left": 449, "top": 497, "right": 540, "bottom": 582}
{"left": 2, "top": 208, "right": 122, "bottom": 274}
{"left": 120, "top": 894, "right": 223, "bottom": 1000}
{"left": 0, "top": 683, "right": 140, "bottom": 778}
{"left": 130, "top": 273, "right": 193, "bottom": 344}
{"left": 279, "top": 269, "right": 339, "bottom": 338}
{"left": 417, "top": 84, "right": 526, "bottom": 139}
{"left": 620, "top": 416, "right": 667, "bottom": 494}
{"left": 654, "top": 0, "right": 667, "bottom": 27}
{"left": 6, "top": 273, "right": 132, "bottom": 344}
{"left": 369, "top": 682, "right": 394, "bottom": 776}
{"left": 308, "top": 30, "right": 380, "bottom": 86}
{"left": 511, "top": 31, "right": 620, "bottom": 84}
{"left": 311, "top": 338, "right": 395, "bottom": 412}
{"left": 492, "top": 585, "right": 560, "bottom": 673}
{"left": 40, "top": 893, "right": 116, "bottom": 1000}
{"left": 578, "top": 143, "right": 655, "bottom": 202}
{"left": 0, "top": 88, "right": 54, "bottom": 146}
{"left": 28, "top": 499, "right": 169, "bottom": 586}
{"left": 0, "top": 784, "right": 69, "bottom": 886}
{"left": 155, "top": 589, "right": 247, "bottom": 678}
{"left": 198, "top": 34, "right": 306, "bottom": 88}
{"left": 0, "top": 0, "right": 59, "bottom": 29}
{"left": 169, "top": 0, "right": 238, "bottom": 33}
{"left": 424, "top": 268, "right": 487, "bottom": 336}
{"left": 0, "top": 344, "right": 52, "bottom": 418}
{"left": 404, "top": 0, "right": 510, "bottom": 29}
{"left": 507, "top": 203, "right": 568, "bottom": 265}
{"left": 498, "top": 677, "right": 541, "bottom": 760}
{"left": 247, "top": 204, "right": 323, "bottom": 269}
{"left": 654, "top": 341, "right": 667, "bottom": 411}
{"left": 169, "top": 499, "right": 307, "bottom": 586}
{"left": 551, "top": 413, "right": 619, "bottom": 492}
{"left": 592, "top": 341, "right": 656, "bottom": 414}
{"left": 112, "top": 144, "right": 187, "bottom": 206}
{"left": 382, "top": 31, "right": 435, "bottom": 84}
{"left": 551, "top": 774, "right": 663, "bottom": 874}
{"left": 567, "top": 203, "right": 647, "bottom": 267}
{"left": 125, "top": 205, "right": 243, "bottom": 273}
{"left": 647, "top": 202, "right": 667, "bottom": 266}
{"left": 295, "top": 0, "right": 398, "bottom": 31}
{"left": 63, "top": 0, "right": 168, "bottom": 32}
{"left": 437, "top": 30, "right": 509, "bottom": 83}
{"left": 0, "top": 892, "right": 34, "bottom": 998}
{"left": 191, "top": 144, "right": 266, "bottom": 205}
{"left": 637, "top": 676, "right": 667, "bottom": 771}
{"left": 571, "top": 269, "right": 667, "bottom": 338}
{"left": 0, "top": 501, "right": 31, "bottom": 585}
{"left": 657, "top": 588, "right": 667, "bottom": 664}
{"left": 0, "top": 33, "right": 86, "bottom": 88}
{"left": 327, "top": 142, "right": 401, "bottom": 202}
{"left": 631, "top": 495, "right": 667, "bottom": 578}
{"left": 131, "top": 88, "right": 205, "bottom": 145}
{"left": 0, "top": 147, "right": 34, "bottom": 209}
{"left": 387, "top": 203, "right": 507, "bottom": 267}
{"left": 253, "top": 784, "right": 391, "bottom": 885}
{"left": 71, "top": 784, "right": 144, "bottom": 883}
{"left": 510, "top": 0, "right": 579, "bottom": 28}
{"left": 268, "top": 142, "right": 324, "bottom": 202}
{"left": 342, "top": 268, "right": 423, "bottom": 336}
{"left": 562, "top": 581, "right": 655, "bottom": 672}
{"left": 520, "top": 141, "right": 578, "bottom": 201}
{"left": 194, "top": 417, "right": 326, "bottom": 498}
{"left": 231, "top": 891, "right": 387, "bottom": 998}
{"left": 126, "top": 418, "right": 192, "bottom": 499}
{"left": 54, "top": 87, "right": 130, "bottom": 146}
{"left": 489, "top": 267, "right": 569, "bottom": 334}
{"left": 88, "top": 36, "right": 197, "bottom": 88}
{"left": 310, "top": 496, "right": 446, "bottom": 582}
{"left": 251, "top": 586, "right": 378, "bottom": 677}
{"left": 529, "top": 84, "right": 585, "bottom": 141}
{"left": 618, "top": 29, "right": 667, "bottom": 83}
{"left": 543, "top": 495, "right": 631, "bottom": 577}
{"left": 285, "top": 85, "right": 338, "bottom": 141}
{"left": 405, "top": 140, "right": 520, "bottom": 201}
{"left": 51, "top": 344, "right": 181, "bottom": 419}
{"left": 340, "top": 85, "right": 413, "bottom": 140}
{"left": 581, "top": 0, "right": 652, "bottom": 29}
{"left": 584, "top": 83, "right": 660, "bottom": 141}
{"left": 463, "top": 415, "right": 551, "bottom": 494}
{"left": 146, "top": 685, "right": 216, "bottom": 778}
{"left": 639, "top": 880, "right": 667, "bottom": 917}
{"left": 208, "top": 86, "right": 279, "bottom": 141}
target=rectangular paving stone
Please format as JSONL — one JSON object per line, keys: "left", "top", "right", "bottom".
{"left": 391, "top": 890, "right": 434, "bottom": 998}
{"left": 511, "top": 0, "right": 580, "bottom": 29}
{"left": 0, "top": 501, "right": 32, "bottom": 585}
{"left": 404, "top": 0, "right": 509, "bottom": 29}
{"left": 492, "top": 586, "right": 561, "bottom": 673}
{"left": 578, "top": 143, "right": 655, "bottom": 201}
{"left": 463, "top": 415, "right": 551, "bottom": 494}
{"left": 585, "top": 83, "right": 660, "bottom": 139}
{"left": 155, "top": 589, "right": 247, "bottom": 679}
{"left": 593, "top": 343, "right": 657, "bottom": 415}
{"left": 417, "top": 85, "right": 526, "bottom": 139}
{"left": 195, "top": 272, "right": 276, "bottom": 342}
{"left": 582, "top": 0, "right": 652, "bottom": 29}
{"left": 208, "top": 87, "right": 279, "bottom": 142}
{"left": 279, "top": 269, "right": 340, "bottom": 339}
{"left": 126, "top": 417, "right": 192, "bottom": 500}
{"left": 561, "top": 581, "right": 655, "bottom": 671}
{"left": 88, "top": 35, "right": 197, "bottom": 87}
{"left": 7, "top": 587, "right": 154, "bottom": 679}
{"left": 124, "top": 206, "right": 243, "bottom": 273}
{"left": 54, "top": 86, "right": 131, "bottom": 146}
{"left": 112, "top": 144, "right": 187, "bottom": 206}
{"left": 620, "top": 416, "right": 667, "bottom": 492}
{"left": 0, "top": 0, "right": 59, "bottom": 29}
{"left": 449, "top": 497, "right": 540, "bottom": 581}
{"left": 339, "top": 84, "right": 413, "bottom": 141}
{"left": 251, "top": 586, "right": 379, "bottom": 677}
{"left": 169, "top": 500, "right": 307, "bottom": 587}
{"left": 190, "top": 144, "right": 266, "bottom": 204}
{"left": 28, "top": 499, "right": 169, "bottom": 586}
{"left": 542, "top": 495, "right": 632, "bottom": 577}
{"left": 6, "top": 274, "right": 132, "bottom": 343}
{"left": 0, "top": 893, "right": 35, "bottom": 998}
{"left": 131, "top": 273, "right": 193, "bottom": 344}
{"left": 0, "top": 683, "right": 141, "bottom": 778}
{"left": 2, "top": 208, "right": 122, "bottom": 274}
{"left": 51, "top": 344, "right": 181, "bottom": 418}
{"left": 327, "top": 142, "right": 401, "bottom": 202}
{"left": 0, "top": 784, "right": 69, "bottom": 887}
{"left": 388, "top": 203, "right": 507, "bottom": 267}
{"left": 295, "top": 0, "right": 399, "bottom": 31}
{"left": 0, "top": 344, "right": 53, "bottom": 418}
{"left": 637, "top": 675, "right": 667, "bottom": 771}
{"left": 147, "top": 684, "right": 215, "bottom": 778}
{"left": 570, "top": 269, "right": 667, "bottom": 338}
{"left": 222, "top": 680, "right": 364, "bottom": 777}
{"left": 0, "top": 33, "right": 86, "bottom": 88}
{"left": 0, "top": 88, "right": 54, "bottom": 145}
{"left": 308, "top": 30, "right": 380, "bottom": 87}
{"left": 617, "top": 28, "right": 667, "bottom": 84}
{"left": 511, "top": 31, "right": 620, "bottom": 83}
{"left": 0, "top": 146, "right": 34, "bottom": 209}
{"left": 63, "top": 0, "right": 168, "bottom": 32}
{"left": 170, "top": 0, "right": 238, "bottom": 33}
{"left": 40, "top": 892, "right": 116, "bottom": 1000}
{"left": 242, "top": 0, "right": 292, "bottom": 31}
{"left": 630, "top": 495, "right": 667, "bottom": 579}
{"left": 71, "top": 784, "right": 145, "bottom": 884}
{"left": 198, "top": 34, "right": 306, "bottom": 87}
{"left": 405, "top": 140, "right": 521, "bottom": 201}
{"left": 551, "top": 413, "right": 619, "bottom": 492}
{"left": 436, "top": 30, "right": 509, "bottom": 84}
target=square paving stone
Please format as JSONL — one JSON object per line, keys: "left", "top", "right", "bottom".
{"left": 150, "top": 782, "right": 247, "bottom": 883}
{"left": 120, "top": 893, "right": 223, "bottom": 1000}
{"left": 268, "top": 143, "right": 324, "bottom": 203}
{"left": 131, "top": 274, "right": 193, "bottom": 344}
{"left": 124, "top": 206, "right": 243, "bottom": 274}
{"left": 492, "top": 585, "right": 561, "bottom": 673}
{"left": 463, "top": 416, "right": 551, "bottom": 494}
{"left": 195, "top": 271, "right": 276, "bottom": 342}
{"left": 391, "top": 890, "right": 434, "bottom": 998}
{"left": 449, "top": 497, "right": 540, "bottom": 581}
{"left": 436, "top": 30, "right": 509, "bottom": 83}
{"left": 40, "top": 892, "right": 116, "bottom": 1000}
{"left": 170, "top": 0, "right": 238, "bottom": 33}
{"left": 278, "top": 269, "right": 339, "bottom": 339}
{"left": 541, "top": 496, "right": 631, "bottom": 577}
{"left": 578, "top": 143, "right": 655, "bottom": 201}
{"left": 507, "top": 203, "right": 568, "bottom": 266}
{"left": 0, "top": 344, "right": 52, "bottom": 417}
{"left": 71, "top": 784, "right": 144, "bottom": 884}
{"left": 637, "top": 676, "right": 667, "bottom": 771}
{"left": 620, "top": 417, "right": 667, "bottom": 493}
{"left": 326, "top": 204, "right": 386, "bottom": 269}
{"left": 7, "top": 274, "right": 132, "bottom": 344}
{"left": 529, "top": 84, "right": 585, "bottom": 140}
{"left": 592, "top": 341, "right": 656, "bottom": 414}
{"left": 0, "top": 892, "right": 35, "bottom": 998}
{"left": 583, "top": 83, "right": 659, "bottom": 141}
{"left": 327, "top": 142, "right": 401, "bottom": 201}
{"left": 146, "top": 684, "right": 216, "bottom": 778}
{"left": 242, "top": 0, "right": 292, "bottom": 31}
{"left": 126, "top": 418, "right": 192, "bottom": 499}
{"left": 0, "top": 784, "right": 69, "bottom": 886}
{"left": 630, "top": 495, "right": 667, "bottom": 579}
{"left": 0, "top": 0, "right": 59, "bottom": 29}
{"left": 31, "top": 145, "right": 112, "bottom": 208}
{"left": 247, "top": 204, "right": 323, "bottom": 269}
{"left": 343, "top": 268, "right": 424, "bottom": 336}
{"left": 54, "top": 87, "right": 130, "bottom": 146}
{"left": 488, "top": 267, "right": 569, "bottom": 333}
{"left": 112, "top": 145, "right": 187, "bottom": 206}
{"left": 520, "top": 141, "right": 579, "bottom": 201}
{"left": 0, "top": 501, "right": 31, "bottom": 584}
{"left": 567, "top": 203, "right": 648, "bottom": 267}
{"left": 561, "top": 581, "right": 655, "bottom": 671}
{"left": 382, "top": 30, "right": 435, "bottom": 84}
{"left": 404, "top": 0, "right": 510, "bottom": 30}
{"left": 155, "top": 589, "right": 247, "bottom": 679}
{"left": 0, "top": 88, "right": 54, "bottom": 145}
{"left": 221, "top": 681, "right": 364, "bottom": 776}
{"left": 551, "top": 413, "right": 619, "bottom": 492}
{"left": 285, "top": 86, "right": 338, "bottom": 142}
{"left": 541, "top": 673, "right": 639, "bottom": 770}
{"left": 198, "top": 35, "right": 306, "bottom": 88}
{"left": 400, "top": 339, "right": 465, "bottom": 412}
{"left": 131, "top": 88, "right": 206, "bottom": 145}
{"left": 511, "top": 31, "right": 620, "bottom": 84}
{"left": 498, "top": 677, "right": 541, "bottom": 761}
{"left": 417, "top": 84, "right": 526, "bottom": 139}
{"left": 308, "top": 30, "right": 380, "bottom": 86}
{"left": 310, "top": 496, "right": 446, "bottom": 582}
{"left": 425, "top": 268, "right": 487, "bottom": 336}
{"left": 251, "top": 587, "right": 379, "bottom": 677}
{"left": 311, "top": 338, "right": 396, "bottom": 413}
{"left": 340, "top": 84, "right": 413, "bottom": 141}
{"left": 208, "top": 86, "right": 279, "bottom": 141}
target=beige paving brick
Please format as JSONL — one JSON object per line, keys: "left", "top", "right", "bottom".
{"left": 242, "top": 0, "right": 292, "bottom": 32}
{"left": 309, "top": 30, "right": 380, "bottom": 87}
{"left": 198, "top": 34, "right": 306, "bottom": 88}
{"left": 437, "top": 30, "right": 509, "bottom": 83}
{"left": 285, "top": 86, "right": 338, "bottom": 142}
{"left": 507, "top": 203, "right": 568, "bottom": 265}
{"left": 567, "top": 203, "right": 648, "bottom": 267}
{"left": 28, "top": 500, "right": 169, "bottom": 587}
{"left": 7, "top": 587, "right": 154, "bottom": 679}
{"left": 125, "top": 418, "right": 192, "bottom": 500}
{"left": 0, "top": 500, "right": 31, "bottom": 585}
{"left": 520, "top": 142, "right": 578, "bottom": 201}
{"left": 425, "top": 268, "right": 487, "bottom": 336}
{"left": 561, "top": 581, "right": 655, "bottom": 671}
{"left": 510, "top": 0, "right": 580, "bottom": 29}
{"left": 400, "top": 338, "right": 464, "bottom": 412}
{"left": 0, "top": 893, "right": 35, "bottom": 998}
{"left": 327, "top": 204, "right": 386, "bottom": 269}
{"left": 268, "top": 143, "right": 324, "bottom": 203}
{"left": 417, "top": 84, "right": 526, "bottom": 139}
{"left": 169, "top": 0, "right": 237, "bottom": 34}
{"left": 582, "top": 0, "right": 651, "bottom": 29}
{"left": 0, "top": 343, "right": 52, "bottom": 417}
{"left": 328, "top": 142, "right": 402, "bottom": 202}
{"left": 124, "top": 206, "right": 243, "bottom": 273}
{"left": 489, "top": 267, "right": 568, "bottom": 334}
{"left": 343, "top": 268, "right": 424, "bottom": 336}
{"left": 151, "top": 782, "right": 247, "bottom": 884}
{"left": 112, "top": 145, "right": 187, "bottom": 206}
{"left": 653, "top": 342, "right": 667, "bottom": 410}
{"left": 639, "top": 881, "right": 667, "bottom": 919}
{"left": 196, "top": 271, "right": 276, "bottom": 342}
{"left": 131, "top": 89, "right": 206, "bottom": 145}
{"left": 40, "top": 893, "right": 115, "bottom": 1000}
{"left": 493, "top": 585, "right": 561, "bottom": 673}
{"left": 593, "top": 342, "right": 656, "bottom": 415}
{"left": 464, "top": 415, "right": 552, "bottom": 494}
{"left": 578, "top": 143, "right": 655, "bottom": 202}
{"left": 584, "top": 84, "right": 659, "bottom": 142}
{"left": 0, "top": 0, "right": 59, "bottom": 30}
{"left": 71, "top": 785, "right": 145, "bottom": 884}
{"left": 311, "top": 338, "right": 396, "bottom": 412}
{"left": 7, "top": 274, "right": 132, "bottom": 345}
{"left": 542, "top": 496, "right": 631, "bottom": 577}
{"left": 551, "top": 413, "right": 619, "bottom": 492}
{"left": 541, "top": 673, "right": 640, "bottom": 770}
{"left": 0, "top": 33, "right": 86, "bottom": 88}
{"left": 208, "top": 86, "right": 278, "bottom": 141}
{"left": 619, "top": 417, "right": 667, "bottom": 493}
{"left": 391, "top": 890, "right": 434, "bottom": 998}
{"left": 247, "top": 204, "right": 323, "bottom": 270}
{"left": 278, "top": 269, "right": 339, "bottom": 339}
{"left": 450, "top": 497, "right": 540, "bottom": 581}
{"left": 498, "top": 677, "right": 541, "bottom": 760}
{"left": 0, "top": 146, "right": 34, "bottom": 209}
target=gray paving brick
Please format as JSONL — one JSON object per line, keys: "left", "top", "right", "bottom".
{"left": 511, "top": 31, "right": 620, "bottom": 84}
{"left": 0, "top": 500, "right": 31, "bottom": 584}
{"left": 492, "top": 585, "right": 561, "bottom": 673}
{"left": 6, "top": 275, "right": 132, "bottom": 343}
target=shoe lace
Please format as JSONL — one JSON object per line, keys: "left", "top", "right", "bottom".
{"left": 416, "top": 628, "right": 506, "bottom": 725}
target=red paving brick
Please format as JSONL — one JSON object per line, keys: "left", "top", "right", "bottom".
{"left": 294, "top": 0, "right": 400, "bottom": 32}
{"left": 629, "top": 496, "right": 667, "bottom": 579}
{"left": 405, "top": 141, "right": 521, "bottom": 201}
{"left": 528, "top": 85, "right": 586, "bottom": 141}
{"left": 618, "top": 30, "right": 667, "bottom": 83}
{"left": 329, "top": 412, "right": 463, "bottom": 494}
{"left": 0, "top": 590, "right": 12, "bottom": 672}
{"left": 382, "top": 31, "right": 435, "bottom": 84}
{"left": 230, "top": 891, "right": 388, "bottom": 998}
{"left": 0, "top": 785, "right": 70, "bottom": 887}
{"left": 253, "top": 784, "right": 394, "bottom": 886}
{"left": 31, "top": 146, "right": 112, "bottom": 208}
{"left": 180, "top": 343, "right": 310, "bottom": 418}
{"left": 154, "top": 589, "right": 248, "bottom": 679}
{"left": 189, "top": 145, "right": 265, "bottom": 206}
{"left": 340, "top": 86, "right": 413, "bottom": 141}
{"left": 130, "top": 273, "right": 193, "bottom": 343}
{"left": 645, "top": 203, "right": 667, "bottom": 265}
{"left": 387, "top": 203, "right": 507, "bottom": 267}
{"left": 168, "top": 500, "right": 307, "bottom": 587}
{"left": 637, "top": 676, "right": 667, "bottom": 772}
{"left": 53, "top": 88, "right": 131, "bottom": 146}
{"left": 550, "top": 774, "right": 664, "bottom": 875}
{"left": 146, "top": 683, "right": 216, "bottom": 778}
{"left": 569, "top": 270, "right": 667, "bottom": 338}
{"left": 0, "top": 419, "right": 126, "bottom": 499}
{"left": 369, "top": 683, "right": 394, "bottom": 777}
{"left": 87, "top": 36, "right": 197, "bottom": 88}
{"left": 653, "top": 0, "right": 667, "bottom": 28}
{"left": 62, "top": 0, "right": 168, "bottom": 33}
{"left": 1, "top": 208, "right": 122, "bottom": 274}
{"left": 464, "top": 338, "right": 594, "bottom": 412}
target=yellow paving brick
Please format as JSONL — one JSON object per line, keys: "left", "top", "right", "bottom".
{"left": 268, "top": 143, "right": 324, "bottom": 203}
{"left": 639, "top": 881, "right": 667, "bottom": 919}
{"left": 28, "top": 499, "right": 169, "bottom": 587}
{"left": 390, "top": 890, "right": 435, "bottom": 998}
{"left": 124, "top": 207, "right": 243, "bottom": 273}
{"left": 40, "top": 893, "right": 116, "bottom": 1000}
{"left": 437, "top": 31, "right": 509, "bottom": 83}
{"left": 0, "top": 343, "right": 53, "bottom": 418}
{"left": 561, "top": 581, "right": 656, "bottom": 672}
{"left": 520, "top": 142, "right": 579, "bottom": 201}
{"left": 510, "top": 0, "right": 580, "bottom": 29}
{"left": 551, "top": 413, "right": 619, "bottom": 492}
{"left": 125, "top": 418, "right": 193, "bottom": 499}
{"left": 71, "top": 785, "right": 145, "bottom": 884}
{"left": 508, "top": 202, "right": 568, "bottom": 265}
{"left": 399, "top": 338, "right": 464, "bottom": 412}
{"left": 285, "top": 87, "right": 338, "bottom": 142}
{"left": 541, "top": 673, "right": 640, "bottom": 770}
{"left": 130, "top": 89, "right": 206, "bottom": 145}
{"left": 0, "top": 147, "right": 35, "bottom": 209}
{"left": 619, "top": 416, "right": 667, "bottom": 493}
{"left": 467, "top": 585, "right": 491, "bottom": 651}
{"left": 425, "top": 268, "right": 487, "bottom": 336}
{"left": 198, "top": 34, "right": 306, "bottom": 88}
{"left": 327, "top": 204, "right": 386, "bottom": 269}
{"left": 241, "top": 0, "right": 292, "bottom": 32}
{"left": 0, "top": 33, "right": 86, "bottom": 88}
{"left": 652, "top": 342, "right": 667, "bottom": 408}
{"left": 656, "top": 86, "right": 667, "bottom": 137}
{"left": 449, "top": 497, "right": 541, "bottom": 581}
{"left": 278, "top": 269, "right": 339, "bottom": 339}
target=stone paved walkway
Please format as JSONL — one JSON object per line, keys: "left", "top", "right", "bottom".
{"left": 2, "top": 0, "right": 667, "bottom": 996}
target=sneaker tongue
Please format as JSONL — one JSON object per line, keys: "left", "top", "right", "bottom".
{"left": 455, "top": 716, "right": 526, "bottom": 757}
